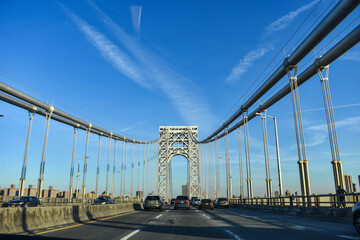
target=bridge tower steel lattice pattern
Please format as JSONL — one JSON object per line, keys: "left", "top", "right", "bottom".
{"left": 157, "top": 126, "right": 200, "bottom": 201}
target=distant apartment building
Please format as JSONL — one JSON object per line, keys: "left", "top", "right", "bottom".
{"left": 344, "top": 174, "right": 354, "bottom": 193}
{"left": 0, "top": 184, "right": 18, "bottom": 196}
{"left": 182, "top": 185, "right": 188, "bottom": 196}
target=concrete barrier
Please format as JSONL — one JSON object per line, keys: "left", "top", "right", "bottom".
{"left": 0, "top": 203, "right": 135, "bottom": 234}
{"left": 230, "top": 204, "right": 352, "bottom": 222}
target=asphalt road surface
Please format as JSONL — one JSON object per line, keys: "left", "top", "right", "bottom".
{"left": 5, "top": 206, "right": 360, "bottom": 240}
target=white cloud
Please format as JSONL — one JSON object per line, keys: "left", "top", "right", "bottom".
{"left": 118, "top": 121, "right": 146, "bottom": 133}
{"left": 87, "top": 2, "right": 217, "bottom": 132}
{"left": 130, "top": 5, "right": 142, "bottom": 37}
{"left": 340, "top": 51, "right": 360, "bottom": 62}
{"left": 306, "top": 116, "right": 360, "bottom": 147}
{"left": 265, "top": 0, "right": 317, "bottom": 36}
{"left": 68, "top": 12, "right": 151, "bottom": 89}
{"left": 226, "top": 44, "right": 273, "bottom": 83}
{"left": 226, "top": 0, "right": 317, "bottom": 83}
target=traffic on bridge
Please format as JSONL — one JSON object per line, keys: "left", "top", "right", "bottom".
{"left": 0, "top": 0, "right": 360, "bottom": 239}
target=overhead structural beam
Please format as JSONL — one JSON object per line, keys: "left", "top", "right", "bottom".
{"left": 201, "top": 0, "right": 360, "bottom": 143}
{"left": 0, "top": 86, "right": 158, "bottom": 144}
{"left": 208, "top": 23, "right": 360, "bottom": 141}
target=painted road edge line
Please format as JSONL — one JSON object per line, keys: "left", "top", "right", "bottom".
{"left": 225, "top": 229, "right": 244, "bottom": 240}
{"left": 155, "top": 214, "right": 162, "bottom": 219}
{"left": 29, "top": 211, "right": 136, "bottom": 236}
{"left": 337, "top": 235, "right": 360, "bottom": 240}
{"left": 121, "top": 229, "right": 141, "bottom": 240}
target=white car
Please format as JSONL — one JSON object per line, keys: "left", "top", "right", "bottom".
{"left": 192, "top": 199, "right": 201, "bottom": 206}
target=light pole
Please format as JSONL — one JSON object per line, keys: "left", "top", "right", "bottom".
{"left": 75, "top": 156, "right": 89, "bottom": 199}
{"left": 257, "top": 113, "right": 283, "bottom": 196}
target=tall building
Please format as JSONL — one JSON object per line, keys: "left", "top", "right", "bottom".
{"left": 344, "top": 174, "right": 353, "bottom": 193}
{"left": 182, "top": 185, "right": 188, "bottom": 196}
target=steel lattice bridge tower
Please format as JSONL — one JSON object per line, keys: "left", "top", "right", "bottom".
{"left": 157, "top": 126, "right": 200, "bottom": 201}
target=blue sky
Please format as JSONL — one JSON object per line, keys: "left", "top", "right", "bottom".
{"left": 0, "top": 0, "right": 359, "bottom": 197}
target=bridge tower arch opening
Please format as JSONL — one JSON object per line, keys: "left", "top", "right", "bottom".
{"left": 157, "top": 126, "right": 200, "bottom": 202}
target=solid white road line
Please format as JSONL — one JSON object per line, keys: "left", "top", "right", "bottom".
{"left": 120, "top": 229, "right": 141, "bottom": 240}
{"left": 155, "top": 214, "right": 162, "bottom": 219}
{"left": 337, "top": 235, "right": 360, "bottom": 240}
{"left": 225, "top": 229, "right": 244, "bottom": 240}
{"left": 292, "top": 225, "right": 306, "bottom": 229}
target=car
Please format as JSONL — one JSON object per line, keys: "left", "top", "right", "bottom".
{"left": 352, "top": 202, "right": 360, "bottom": 235}
{"left": 192, "top": 199, "right": 201, "bottom": 206}
{"left": 191, "top": 197, "right": 198, "bottom": 205}
{"left": 198, "top": 199, "right": 214, "bottom": 210}
{"left": 92, "top": 196, "right": 115, "bottom": 205}
{"left": 214, "top": 197, "right": 229, "bottom": 208}
{"left": 7, "top": 196, "right": 40, "bottom": 207}
{"left": 174, "top": 196, "right": 190, "bottom": 210}
{"left": 170, "top": 198, "right": 175, "bottom": 205}
{"left": 143, "top": 195, "right": 164, "bottom": 211}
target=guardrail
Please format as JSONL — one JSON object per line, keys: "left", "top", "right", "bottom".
{"left": 229, "top": 193, "right": 360, "bottom": 208}
{"left": 0, "top": 195, "right": 142, "bottom": 207}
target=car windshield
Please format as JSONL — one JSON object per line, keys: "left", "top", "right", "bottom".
{"left": 218, "top": 198, "right": 228, "bottom": 201}
{"left": 146, "top": 196, "right": 160, "bottom": 200}
{"left": 202, "top": 199, "right": 212, "bottom": 203}
{"left": 14, "top": 197, "right": 30, "bottom": 201}
{"left": 176, "top": 196, "right": 189, "bottom": 200}
{"left": 97, "top": 197, "right": 109, "bottom": 201}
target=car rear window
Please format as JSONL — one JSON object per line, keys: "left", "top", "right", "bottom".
{"left": 176, "top": 196, "right": 189, "bottom": 200}
{"left": 146, "top": 196, "right": 160, "bottom": 200}
{"left": 201, "top": 199, "right": 212, "bottom": 203}
{"left": 218, "top": 198, "right": 228, "bottom": 201}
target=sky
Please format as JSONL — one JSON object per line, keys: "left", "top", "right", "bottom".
{"left": 0, "top": 0, "right": 359, "bottom": 198}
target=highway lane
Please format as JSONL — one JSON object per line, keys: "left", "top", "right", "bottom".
{"left": 17, "top": 206, "right": 359, "bottom": 240}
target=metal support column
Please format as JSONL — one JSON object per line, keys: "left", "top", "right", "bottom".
{"left": 204, "top": 144, "right": 207, "bottom": 198}
{"left": 19, "top": 111, "right": 35, "bottom": 197}
{"left": 112, "top": 140, "right": 117, "bottom": 196}
{"left": 81, "top": 124, "right": 92, "bottom": 200}
{"left": 224, "top": 129, "right": 232, "bottom": 199}
{"left": 142, "top": 143, "right": 145, "bottom": 198}
{"left": 95, "top": 135, "right": 102, "bottom": 198}
{"left": 69, "top": 127, "right": 78, "bottom": 201}
{"left": 120, "top": 139, "right": 125, "bottom": 201}
{"left": 287, "top": 65, "right": 311, "bottom": 200}
{"left": 260, "top": 110, "right": 272, "bottom": 198}
{"left": 37, "top": 106, "right": 54, "bottom": 199}
{"left": 272, "top": 117, "right": 283, "bottom": 196}
{"left": 106, "top": 133, "right": 112, "bottom": 195}
{"left": 317, "top": 65, "right": 344, "bottom": 191}
{"left": 237, "top": 127, "right": 244, "bottom": 199}
{"left": 244, "top": 112, "right": 253, "bottom": 199}
{"left": 123, "top": 141, "right": 127, "bottom": 199}
{"left": 138, "top": 144, "right": 141, "bottom": 199}
{"left": 215, "top": 140, "right": 220, "bottom": 198}
{"left": 130, "top": 141, "right": 135, "bottom": 198}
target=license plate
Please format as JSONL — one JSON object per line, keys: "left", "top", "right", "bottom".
{"left": 205, "top": 203, "right": 208, "bottom": 205}
{"left": 11, "top": 205, "right": 15, "bottom": 207}
{"left": 151, "top": 202, "right": 154, "bottom": 204}
{"left": 181, "top": 201, "right": 184, "bottom": 203}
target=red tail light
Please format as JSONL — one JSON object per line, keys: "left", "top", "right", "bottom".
{"left": 158, "top": 201, "right": 161, "bottom": 203}
{"left": 210, "top": 203, "right": 213, "bottom": 205}
{"left": 176, "top": 201, "right": 179, "bottom": 203}
{"left": 201, "top": 203, "right": 204, "bottom": 205}
{"left": 186, "top": 200, "right": 190, "bottom": 203}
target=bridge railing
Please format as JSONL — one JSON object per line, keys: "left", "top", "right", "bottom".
{"left": 0, "top": 195, "right": 142, "bottom": 207}
{"left": 229, "top": 192, "right": 360, "bottom": 208}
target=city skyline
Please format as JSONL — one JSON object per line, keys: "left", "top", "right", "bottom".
{"left": 0, "top": 0, "right": 359, "bottom": 197}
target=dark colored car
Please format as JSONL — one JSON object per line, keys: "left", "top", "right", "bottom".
{"left": 7, "top": 196, "right": 40, "bottom": 207}
{"left": 214, "top": 198, "right": 229, "bottom": 208}
{"left": 92, "top": 196, "right": 115, "bottom": 205}
{"left": 198, "top": 199, "right": 214, "bottom": 210}
{"left": 352, "top": 202, "right": 360, "bottom": 235}
{"left": 143, "top": 195, "right": 164, "bottom": 211}
{"left": 174, "top": 196, "right": 190, "bottom": 210}
{"left": 170, "top": 198, "right": 175, "bottom": 205}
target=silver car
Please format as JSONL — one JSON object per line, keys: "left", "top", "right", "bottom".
{"left": 174, "top": 196, "right": 190, "bottom": 210}
{"left": 143, "top": 195, "right": 164, "bottom": 211}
